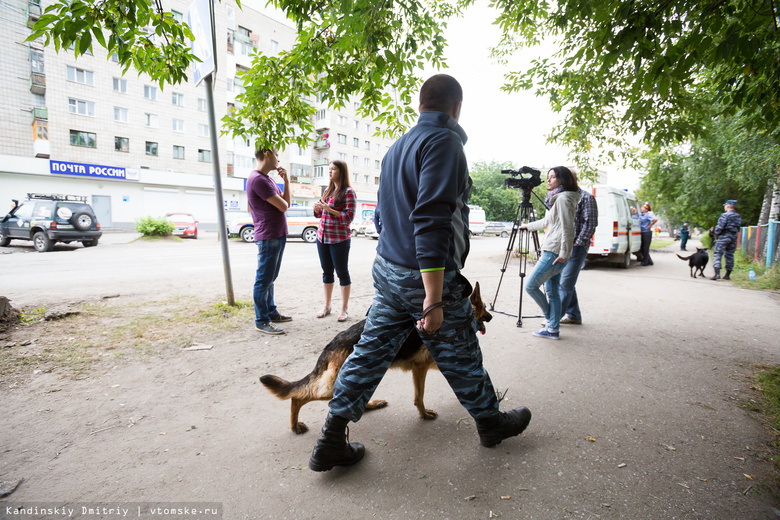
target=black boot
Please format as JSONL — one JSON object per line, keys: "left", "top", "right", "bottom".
{"left": 710, "top": 268, "right": 720, "bottom": 280}
{"left": 475, "top": 407, "right": 532, "bottom": 448}
{"left": 723, "top": 270, "right": 732, "bottom": 280}
{"left": 308, "top": 413, "right": 365, "bottom": 472}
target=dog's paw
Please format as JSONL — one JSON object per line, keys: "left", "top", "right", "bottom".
{"left": 293, "top": 422, "right": 309, "bottom": 435}
{"left": 420, "top": 409, "right": 438, "bottom": 420}
{"left": 366, "top": 399, "right": 388, "bottom": 410}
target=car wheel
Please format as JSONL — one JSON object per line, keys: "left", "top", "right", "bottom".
{"left": 303, "top": 227, "right": 318, "bottom": 243}
{"left": 240, "top": 226, "right": 255, "bottom": 243}
{"left": 501, "top": 231, "right": 509, "bottom": 238}
{"left": 0, "top": 230, "right": 10, "bottom": 247}
{"left": 83, "top": 238, "right": 99, "bottom": 247}
{"left": 71, "top": 212, "right": 94, "bottom": 231}
{"left": 34, "top": 231, "right": 53, "bottom": 252}
{"left": 351, "top": 229, "right": 357, "bottom": 237}
{"left": 621, "top": 250, "right": 631, "bottom": 269}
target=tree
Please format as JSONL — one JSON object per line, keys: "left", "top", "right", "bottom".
{"left": 30, "top": 0, "right": 460, "bottom": 149}
{"left": 469, "top": 161, "right": 547, "bottom": 221}
{"left": 491, "top": 0, "right": 780, "bottom": 174}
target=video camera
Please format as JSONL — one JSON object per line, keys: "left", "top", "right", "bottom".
{"left": 502, "top": 166, "right": 542, "bottom": 189}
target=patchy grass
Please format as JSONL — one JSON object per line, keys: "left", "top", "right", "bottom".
{"left": 750, "top": 365, "right": 780, "bottom": 487}
{"left": 651, "top": 239, "right": 674, "bottom": 249}
{"left": 0, "top": 297, "right": 255, "bottom": 379}
{"left": 728, "top": 254, "right": 780, "bottom": 291}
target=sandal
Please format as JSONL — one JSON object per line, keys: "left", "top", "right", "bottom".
{"left": 316, "top": 306, "right": 331, "bottom": 318}
{"left": 337, "top": 309, "right": 349, "bottom": 322}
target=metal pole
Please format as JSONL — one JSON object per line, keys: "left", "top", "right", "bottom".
{"left": 204, "top": 73, "right": 235, "bottom": 306}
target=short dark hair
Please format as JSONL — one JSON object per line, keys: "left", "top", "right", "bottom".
{"left": 549, "top": 166, "right": 579, "bottom": 192}
{"left": 254, "top": 146, "right": 273, "bottom": 161}
{"left": 419, "top": 74, "right": 463, "bottom": 113}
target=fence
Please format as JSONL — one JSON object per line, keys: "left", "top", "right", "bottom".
{"left": 738, "top": 221, "right": 780, "bottom": 268}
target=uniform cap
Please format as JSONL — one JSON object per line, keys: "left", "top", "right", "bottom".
{"left": 724, "top": 199, "right": 737, "bottom": 207}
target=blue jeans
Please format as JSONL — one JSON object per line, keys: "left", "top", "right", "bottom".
{"left": 525, "top": 251, "right": 567, "bottom": 331}
{"left": 559, "top": 245, "right": 588, "bottom": 321}
{"left": 316, "top": 239, "right": 351, "bottom": 286}
{"left": 253, "top": 236, "right": 286, "bottom": 326}
{"left": 329, "top": 255, "right": 499, "bottom": 422}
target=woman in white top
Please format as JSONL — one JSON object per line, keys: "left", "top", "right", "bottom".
{"left": 519, "top": 166, "right": 581, "bottom": 340}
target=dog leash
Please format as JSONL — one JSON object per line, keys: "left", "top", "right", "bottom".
{"left": 420, "top": 301, "right": 475, "bottom": 343}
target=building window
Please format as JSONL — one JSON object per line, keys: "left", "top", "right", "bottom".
{"left": 364, "top": 175, "right": 369, "bottom": 183}
{"left": 364, "top": 140, "right": 370, "bottom": 150}
{"left": 34, "top": 119, "right": 48, "bottom": 141}
{"left": 337, "top": 134, "right": 347, "bottom": 144}
{"left": 115, "top": 136, "right": 129, "bottom": 152}
{"left": 337, "top": 152, "right": 347, "bottom": 161}
{"left": 171, "top": 9, "right": 183, "bottom": 21}
{"left": 172, "top": 119, "right": 184, "bottom": 132}
{"left": 113, "top": 77, "right": 127, "bottom": 93}
{"left": 270, "top": 39, "right": 278, "bottom": 51}
{"left": 354, "top": 102, "right": 360, "bottom": 110}
{"left": 353, "top": 120, "right": 359, "bottom": 130}
{"left": 313, "top": 166, "right": 325, "bottom": 178}
{"left": 227, "top": 29, "right": 234, "bottom": 54}
{"left": 144, "top": 113, "right": 158, "bottom": 128}
{"left": 173, "top": 145, "right": 185, "bottom": 159}
{"left": 365, "top": 123, "right": 370, "bottom": 133}
{"left": 109, "top": 53, "right": 119, "bottom": 62}
{"left": 353, "top": 137, "right": 359, "bottom": 147}
{"left": 68, "top": 98, "right": 94, "bottom": 117}
{"left": 70, "top": 130, "right": 96, "bottom": 148}
{"left": 238, "top": 26, "right": 250, "bottom": 37}
{"left": 353, "top": 173, "right": 358, "bottom": 182}
{"left": 144, "top": 85, "right": 157, "bottom": 100}
{"left": 113, "top": 107, "right": 128, "bottom": 123}
{"left": 364, "top": 158, "right": 370, "bottom": 167}
{"left": 227, "top": 78, "right": 234, "bottom": 92}
{"left": 240, "top": 41, "right": 253, "bottom": 56}
{"left": 375, "top": 176, "right": 380, "bottom": 185}
{"left": 375, "top": 143, "right": 381, "bottom": 153}
{"left": 67, "top": 66, "right": 93, "bottom": 86}
{"left": 316, "top": 109, "right": 326, "bottom": 120}
{"left": 375, "top": 160, "right": 380, "bottom": 169}
{"left": 353, "top": 155, "right": 359, "bottom": 165}
{"left": 172, "top": 92, "right": 184, "bottom": 106}
{"left": 145, "top": 141, "right": 158, "bottom": 156}
{"left": 338, "top": 115, "right": 347, "bottom": 126}
{"left": 31, "top": 51, "right": 44, "bottom": 73}
{"left": 198, "top": 149, "right": 212, "bottom": 162}
{"left": 198, "top": 98, "right": 207, "bottom": 111}
{"left": 198, "top": 124, "right": 209, "bottom": 138}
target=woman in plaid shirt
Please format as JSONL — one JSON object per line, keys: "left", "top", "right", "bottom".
{"left": 314, "top": 160, "right": 357, "bottom": 322}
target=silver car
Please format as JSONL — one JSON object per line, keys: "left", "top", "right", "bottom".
{"left": 226, "top": 207, "right": 319, "bottom": 243}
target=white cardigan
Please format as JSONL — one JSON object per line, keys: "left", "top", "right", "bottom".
{"left": 525, "top": 190, "right": 581, "bottom": 261}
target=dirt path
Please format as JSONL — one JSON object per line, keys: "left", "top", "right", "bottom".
{"left": 1, "top": 236, "right": 779, "bottom": 519}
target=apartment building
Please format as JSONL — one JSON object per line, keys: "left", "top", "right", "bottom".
{"left": 0, "top": 0, "right": 391, "bottom": 228}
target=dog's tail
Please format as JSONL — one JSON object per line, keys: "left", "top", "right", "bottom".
{"left": 259, "top": 374, "right": 309, "bottom": 400}
{"left": 676, "top": 253, "right": 693, "bottom": 260}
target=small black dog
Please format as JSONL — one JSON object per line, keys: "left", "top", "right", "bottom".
{"left": 677, "top": 248, "right": 709, "bottom": 278}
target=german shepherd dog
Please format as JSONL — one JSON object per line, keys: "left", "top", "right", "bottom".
{"left": 260, "top": 282, "right": 492, "bottom": 434}
{"left": 677, "top": 247, "right": 710, "bottom": 278}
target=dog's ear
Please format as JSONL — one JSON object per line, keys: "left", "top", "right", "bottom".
{"left": 471, "top": 281, "right": 481, "bottom": 303}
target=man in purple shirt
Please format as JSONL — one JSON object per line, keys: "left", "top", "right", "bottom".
{"left": 247, "top": 147, "right": 292, "bottom": 335}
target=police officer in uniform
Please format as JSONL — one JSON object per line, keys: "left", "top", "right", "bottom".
{"left": 710, "top": 200, "right": 742, "bottom": 280}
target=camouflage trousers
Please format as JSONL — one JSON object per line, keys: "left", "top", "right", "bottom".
{"left": 329, "top": 254, "right": 500, "bottom": 422}
{"left": 713, "top": 234, "right": 737, "bottom": 270}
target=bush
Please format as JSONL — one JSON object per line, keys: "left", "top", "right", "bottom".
{"left": 135, "top": 216, "right": 175, "bottom": 237}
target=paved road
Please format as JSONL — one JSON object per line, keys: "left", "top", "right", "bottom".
{"left": 2, "top": 233, "right": 779, "bottom": 518}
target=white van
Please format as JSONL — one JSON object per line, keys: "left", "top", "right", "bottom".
{"left": 586, "top": 185, "right": 642, "bottom": 268}
{"left": 469, "top": 205, "right": 486, "bottom": 235}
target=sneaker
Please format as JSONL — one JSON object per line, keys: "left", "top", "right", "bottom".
{"left": 560, "top": 316, "right": 582, "bottom": 325}
{"left": 256, "top": 323, "right": 285, "bottom": 335}
{"left": 532, "top": 328, "right": 559, "bottom": 340}
{"left": 269, "top": 312, "right": 292, "bottom": 323}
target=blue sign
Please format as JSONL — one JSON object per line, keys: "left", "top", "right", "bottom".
{"left": 50, "top": 160, "right": 139, "bottom": 181}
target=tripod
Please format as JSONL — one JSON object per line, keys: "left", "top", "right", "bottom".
{"left": 490, "top": 187, "right": 545, "bottom": 327}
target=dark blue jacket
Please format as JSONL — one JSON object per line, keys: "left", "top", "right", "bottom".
{"left": 375, "top": 111, "right": 471, "bottom": 271}
{"left": 714, "top": 210, "right": 742, "bottom": 236}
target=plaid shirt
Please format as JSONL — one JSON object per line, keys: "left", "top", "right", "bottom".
{"left": 315, "top": 187, "right": 356, "bottom": 244}
{"left": 574, "top": 189, "right": 598, "bottom": 246}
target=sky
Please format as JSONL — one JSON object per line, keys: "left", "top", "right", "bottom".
{"left": 243, "top": 1, "right": 641, "bottom": 192}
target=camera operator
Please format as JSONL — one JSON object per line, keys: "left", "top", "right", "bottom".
{"left": 518, "top": 166, "right": 581, "bottom": 340}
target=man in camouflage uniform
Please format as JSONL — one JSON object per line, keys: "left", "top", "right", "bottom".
{"left": 710, "top": 200, "right": 742, "bottom": 280}
{"left": 307, "top": 75, "right": 532, "bottom": 472}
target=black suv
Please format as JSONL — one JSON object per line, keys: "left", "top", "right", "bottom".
{"left": 0, "top": 193, "right": 102, "bottom": 252}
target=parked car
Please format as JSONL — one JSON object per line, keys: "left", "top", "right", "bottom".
{"left": 350, "top": 220, "right": 376, "bottom": 237}
{"left": 0, "top": 193, "right": 102, "bottom": 252}
{"left": 165, "top": 212, "right": 198, "bottom": 239}
{"left": 468, "top": 204, "right": 487, "bottom": 235}
{"left": 587, "top": 184, "right": 642, "bottom": 269}
{"left": 226, "top": 207, "right": 319, "bottom": 243}
{"left": 482, "top": 221, "right": 514, "bottom": 238}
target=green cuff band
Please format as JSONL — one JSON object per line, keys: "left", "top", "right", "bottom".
{"left": 420, "top": 267, "right": 446, "bottom": 273}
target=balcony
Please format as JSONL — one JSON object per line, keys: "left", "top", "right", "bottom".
{"left": 227, "top": 163, "right": 234, "bottom": 177}
{"left": 34, "top": 139, "right": 50, "bottom": 158}
{"left": 30, "top": 72, "right": 45, "bottom": 95}
{"left": 27, "top": 0, "right": 40, "bottom": 25}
